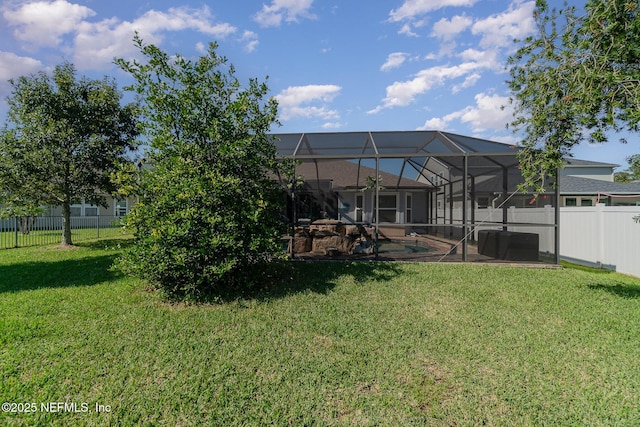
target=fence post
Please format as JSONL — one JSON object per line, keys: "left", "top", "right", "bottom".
{"left": 509, "top": 206, "right": 516, "bottom": 231}
{"left": 97, "top": 216, "right": 100, "bottom": 239}
{"left": 597, "top": 203, "right": 605, "bottom": 267}
{"left": 14, "top": 216, "right": 19, "bottom": 248}
{"left": 545, "top": 205, "right": 554, "bottom": 255}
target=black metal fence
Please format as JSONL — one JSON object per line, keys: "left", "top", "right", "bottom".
{"left": 0, "top": 216, "right": 126, "bottom": 250}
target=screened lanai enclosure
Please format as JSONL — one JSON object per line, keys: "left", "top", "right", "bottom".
{"left": 270, "top": 131, "right": 559, "bottom": 264}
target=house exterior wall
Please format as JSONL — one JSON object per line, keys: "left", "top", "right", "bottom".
{"left": 561, "top": 166, "right": 615, "bottom": 182}
{"left": 45, "top": 196, "right": 136, "bottom": 217}
{"left": 336, "top": 190, "right": 428, "bottom": 226}
{"left": 561, "top": 195, "right": 640, "bottom": 207}
{"left": 416, "top": 158, "right": 451, "bottom": 187}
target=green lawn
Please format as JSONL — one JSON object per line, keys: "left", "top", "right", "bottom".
{"left": 1, "top": 238, "right": 640, "bottom": 426}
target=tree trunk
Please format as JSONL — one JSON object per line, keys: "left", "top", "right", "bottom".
{"left": 61, "top": 203, "right": 73, "bottom": 246}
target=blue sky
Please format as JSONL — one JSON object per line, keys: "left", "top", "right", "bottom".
{"left": 0, "top": 0, "right": 636, "bottom": 169}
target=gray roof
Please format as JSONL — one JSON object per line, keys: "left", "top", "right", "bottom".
{"left": 561, "top": 175, "right": 640, "bottom": 195}
{"left": 563, "top": 158, "right": 619, "bottom": 168}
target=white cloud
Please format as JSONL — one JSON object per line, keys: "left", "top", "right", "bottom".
{"left": 2, "top": 2, "right": 239, "bottom": 70}
{"left": 253, "top": 0, "right": 316, "bottom": 28}
{"left": 275, "top": 84, "right": 341, "bottom": 121}
{"left": 452, "top": 72, "right": 481, "bottom": 93}
{"left": 460, "top": 93, "right": 513, "bottom": 131}
{"left": 420, "top": 116, "right": 450, "bottom": 130}
{"left": 380, "top": 52, "right": 409, "bottom": 72}
{"left": 2, "top": 0, "right": 95, "bottom": 48}
{"left": 368, "top": 62, "right": 482, "bottom": 113}
{"left": 322, "top": 121, "right": 343, "bottom": 129}
{"left": 471, "top": 1, "right": 536, "bottom": 49}
{"left": 195, "top": 42, "right": 207, "bottom": 54}
{"left": 419, "top": 92, "right": 513, "bottom": 132}
{"left": 240, "top": 31, "right": 259, "bottom": 53}
{"left": 389, "top": 0, "right": 477, "bottom": 23}
{"left": 73, "top": 6, "right": 237, "bottom": 69}
{"left": 0, "top": 52, "right": 44, "bottom": 108}
{"left": 398, "top": 23, "right": 418, "bottom": 37}
{"left": 0, "top": 51, "right": 43, "bottom": 81}
{"left": 431, "top": 15, "right": 472, "bottom": 41}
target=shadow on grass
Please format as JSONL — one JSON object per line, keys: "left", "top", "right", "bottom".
{"left": 0, "top": 253, "right": 122, "bottom": 294}
{"left": 182, "top": 260, "right": 404, "bottom": 304}
{"left": 588, "top": 282, "right": 640, "bottom": 299}
{"left": 2, "top": 237, "right": 402, "bottom": 302}
{"left": 248, "top": 260, "right": 403, "bottom": 302}
{"left": 561, "top": 261, "right": 614, "bottom": 275}
{"left": 76, "top": 237, "right": 135, "bottom": 250}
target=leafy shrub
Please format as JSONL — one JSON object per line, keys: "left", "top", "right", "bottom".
{"left": 115, "top": 37, "right": 288, "bottom": 301}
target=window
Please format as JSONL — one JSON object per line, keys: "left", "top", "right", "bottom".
{"left": 355, "top": 194, "right": 364, "bottom": 223}
{"left": 565, "top": 197, "right": 577, "bottom": 207}
{"left": 431, "top": 172, "right": 445, "bottom": 186}
{"left": 378, "top": 194, "right": 397, "bottom": 223}
{"left": 70, "top": 200, "right": 98, "bottom": 216}
{"left": 477, "top": 196, "right": 489, "bottom": 209}
{"left": 115, "top": 200, "right": 128, "bottom": 217}
{"left": 405, "top": 194, "right": 413, "bottom": 223}
{"left": 580, "top": 198, "right": 593, "bottom": 207}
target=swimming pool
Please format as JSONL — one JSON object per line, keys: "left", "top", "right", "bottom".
{"left": 376, "top": 240, "right": 434, "bottom": 254}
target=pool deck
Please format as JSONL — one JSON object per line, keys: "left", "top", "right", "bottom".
{"left": 291, "top": 234, "right": 560, "bottom": 269}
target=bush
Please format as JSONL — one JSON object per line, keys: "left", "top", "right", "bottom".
{"left": 115, "top": 37, "right": 288, "bottom": 301}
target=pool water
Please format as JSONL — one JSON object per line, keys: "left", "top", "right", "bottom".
{"left": 377, "top": 240, "right": 434, "bottom": 254}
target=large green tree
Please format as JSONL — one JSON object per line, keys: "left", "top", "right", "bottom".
{"left": 508, "top": 0, "right": 640, "bottom": 192}
{"left": 0, "top": 62, "right": 139, "bottom": 245}
{"left": 614, "top": 154, "right": 640, "bottom": 182}
{"left": 115, "top": 37, "right": 288, "bottom": 300}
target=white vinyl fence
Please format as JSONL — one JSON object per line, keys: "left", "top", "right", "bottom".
{"left": 437, "top": 204, "right": 639, "bottom": 277}
{"left": 559, "top": 205, "right": 640, "bottom": 277}
{"left": 436, "top": 205, "right": 556, "bottom": 254}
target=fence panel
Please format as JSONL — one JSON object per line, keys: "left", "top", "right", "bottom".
{"left": 560, "top": 205, "right": 640, "bottom": 277}
{"left": 433, "top": 205, "right": 640, "bottom": 276}
{"left": 437, "top": 206, "right": 557, "bottom": 254}
{"left": 0, "top": 216, "right": 124, "bottom": 250}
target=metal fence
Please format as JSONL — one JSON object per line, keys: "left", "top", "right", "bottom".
{"left": 0, "top": 216, "right": 126, "bottom": 250}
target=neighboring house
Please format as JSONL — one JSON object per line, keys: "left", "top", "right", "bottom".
{"left": 559, "top": 158, "right": 640, "bottom": 206}
{"left": 44, "top": 196, "right": 136, "bottom": 218}
{"left": 419, "top": 156, "right": 640, "bottom": 208}
{"left": 561, "top": 158, "right": 617, "bottom": 181}
{"left": 560, "top": 175, "right": 640, "bottom": 206}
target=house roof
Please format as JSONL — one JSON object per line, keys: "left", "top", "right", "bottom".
{"left": 561, "top": 175, "right": 640, "bottom": 195}
{"left": 563, "top": 158, "right": 619, "bottom": 168}
{"left": 293, "top": 160, "right": 431, "bottom": 190}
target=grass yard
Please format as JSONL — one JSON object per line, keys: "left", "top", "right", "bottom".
{"left": 1, "top": 238, "right": 640, "bottom": 426}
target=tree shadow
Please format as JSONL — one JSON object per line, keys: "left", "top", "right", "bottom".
{"left": 0, "top": 253, "right": 122, "bottom": 294}
{"left": 587, "top": 282, "right": 640, "bottom": 299}
{"left": 2, "top": 240, "right": 403, "bottom": 302}
{"left": 276, "top": 260, "right": 400, "bottom": 293}
{"left": 77, "top": 238, "right": 135, "bottom": 251}
{"left": 203, "top": 260, "right": 404, "bottom": 304}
